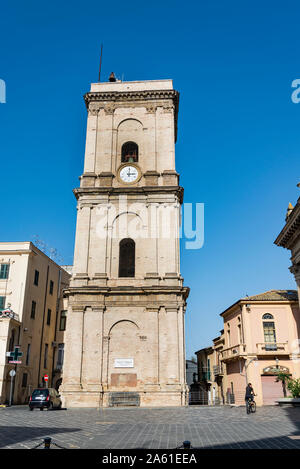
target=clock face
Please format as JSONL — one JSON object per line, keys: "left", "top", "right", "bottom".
{"left": 119, "top": 165, "right": 139, "bottom": 184}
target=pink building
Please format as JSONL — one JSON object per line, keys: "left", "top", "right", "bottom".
{"left": 220, "top": 290, "right": 300, "bottom": 406}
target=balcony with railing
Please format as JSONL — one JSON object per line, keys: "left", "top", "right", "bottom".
{"left": 221, "top": 344, "right": 247, "bottom": 362}
{"left": 0, "top": 309, "right": 20, "bottom": 322}
{"left": 256, "top": 342, "right": 289, "bottom": 355}
{"left": 213, "top": 364, "right": 224, "bottom": 376}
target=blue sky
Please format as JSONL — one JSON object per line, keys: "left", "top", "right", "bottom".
{"left": 1, "top": 1, "right": 300, "bottom": 357}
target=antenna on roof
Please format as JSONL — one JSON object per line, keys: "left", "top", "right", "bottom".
{"left": 32, "top": 235, "right": 64, "bottom": 264}
{"left": 98, "top": 44, "right": 103, "bottom": 82}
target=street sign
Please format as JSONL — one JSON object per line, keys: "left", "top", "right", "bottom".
{"left": 9, "top": 370, "right": 16, "bottom": 377}
{"left": 44, "top": 374, "right": 49, "bottom": 381}
{"left": 8, "top": 361, "right": 22, "bottom": 364}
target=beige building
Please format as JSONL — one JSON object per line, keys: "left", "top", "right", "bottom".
{"left": 196, "top": 290, "right": 300, "bottom": 406}
{"left": 0, "top": 242, "right": 70, "bottom": 404}
{"left": 195, "top": 331, "right": 225, "bottom": 405}
{"left": 275, "top": 185, "right": 300, "bottom": 308}
{"left": 61, "top": 76, "right": 189, "bottom": 408}
{"left": 220, "top": 290, "right": 300, "bottom": 406}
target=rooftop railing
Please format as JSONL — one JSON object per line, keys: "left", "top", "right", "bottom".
{"left": 213, "top": 364, "right": 224, "bottom": 376}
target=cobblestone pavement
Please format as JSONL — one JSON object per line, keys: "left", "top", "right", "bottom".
{"left": 1, "top": 405, "right": 300, "bottom": 449}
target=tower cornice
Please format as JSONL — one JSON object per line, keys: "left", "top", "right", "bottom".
{"left": 73, "top": 185, "right": 184, "bottom": 204}
{"left": 83, "top": 89, "right": 179, "bottom": 142}
{"left": 84, "top": 89, "right": 179, "bottom": 106}
{"left": 65, "top": 285, "right": 190, "bottom": 302}
{"left": 274, "top": 197, "right": 300, "bottom": 248}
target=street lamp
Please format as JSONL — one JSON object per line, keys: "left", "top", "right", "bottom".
{"left": 240, "top": 357, "right": 258, "bottom": 385}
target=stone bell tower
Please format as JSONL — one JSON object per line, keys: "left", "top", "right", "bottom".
{"left": 61, "top": 75, "right": 189, "bottom": 407}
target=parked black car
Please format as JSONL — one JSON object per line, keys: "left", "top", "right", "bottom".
{"left": 29, "top": 388, "right": 62, "bottom": 411}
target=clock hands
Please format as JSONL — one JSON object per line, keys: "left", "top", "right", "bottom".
{"left": 126, "top": 168, "right": 136, "bottom": 179}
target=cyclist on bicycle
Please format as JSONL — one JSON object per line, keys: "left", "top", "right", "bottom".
{"left": 245, "top": 383, "right": 255, "bottom": 402}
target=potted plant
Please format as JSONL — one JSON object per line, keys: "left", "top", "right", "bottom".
{"left": 286, "top": 378, "right": 300, "bottom": 399}
{"left": 276, "top": 376, "right": 300, "bottom": 407}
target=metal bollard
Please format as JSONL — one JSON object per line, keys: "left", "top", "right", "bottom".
{"left": 176, "top": 440, "right": 192, "bottom": 449}
{"left": 31, "top": 437, "right": 66, "bottom": 449}
{"left": 183, "top": 440, "right": 191, "bottom": 449}
{"left": 44, "top": 437, "right": 52, "bottom": 449}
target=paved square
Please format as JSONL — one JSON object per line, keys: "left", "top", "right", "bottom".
{"left": 1, "top": 405, "right": 300, "bottom": 449}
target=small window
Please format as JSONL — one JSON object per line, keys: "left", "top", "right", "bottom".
{"left": 34, "top": 270, "right": 39, "bottom": 286}
{"left": 49, "top": 280, "right": 54, "bottom": 295}
{"left": 30, "top": 301, "right": 36, "bottom": 319}
{"left": 0, "top": 264, "right": 9, "bottom": 279}
{"left": 47, "top": 309, "right": 51, "bottom": 326}
{"left": 8, "top": 329, "right": 15, "bottom": 352}
{"left": 22, "top": 373, "right": 28, "bottom": 388}
{"left": 26, "top": 344, "right": 31, "bottom": 366}
{"left": 121, "top": 142, "right": 138, "bottom": 162}
{"left": 57, "top": 343, "right": 64, "bottom": 369}
{"left": 0, "top": 296, "right": 6, "bottom": 310}
{"left": 207, "top": 359, "right": 211, "bottom": 381}
{"left": 119, "top": 238, "right": 135, "bottom": 277}
{"left": 59, "top": 310, "right": 67, "bottom": 331}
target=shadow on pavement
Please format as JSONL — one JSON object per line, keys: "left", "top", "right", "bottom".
{"left": 0, "top": 426, "right": 81, "bottom": 448}
{"left": 199, "top": 407, "right": 300, "bottom": 449}
{"left": 130, "top": 407, "right": 300, "bottom": 450}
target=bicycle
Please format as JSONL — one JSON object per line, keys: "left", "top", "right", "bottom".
{"left": 246, "top": 397, "right": 256, "bottom": 414}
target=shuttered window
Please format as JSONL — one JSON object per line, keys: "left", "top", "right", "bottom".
{"left": 0, "top": 296, "right": 5, "bottom": 310}
{"left": 0, "top": 264, "right": 9, "bottom": 279}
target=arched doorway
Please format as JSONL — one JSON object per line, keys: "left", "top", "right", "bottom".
{"left": 261, "top": 366, "right": 290, "bottom": 405}
{"left": 108, "top": 320, "right": 139, "bottom": 389}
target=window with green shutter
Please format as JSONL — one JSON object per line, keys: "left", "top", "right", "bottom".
{"left": 0, "top": 296, "right": 6, "bottom": 310}
{"left": 0, "top": 264, "right": 9, "bottom": 279}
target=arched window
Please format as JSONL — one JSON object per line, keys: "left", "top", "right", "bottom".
{"left": 121, "top": 142, "right": 138, "bottom": 163}
{"left": 262, "top": 314, "right": 277, "bottom": 351}
{"left": 119, "top": 238, "right": 135, "bottom": 277}
{"left": 262, "top": 313, "right": 274, "bottom": 320}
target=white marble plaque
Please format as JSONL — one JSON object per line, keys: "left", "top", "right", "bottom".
{"left": 114, "top": 358, "right": 134, "bottom": 368}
